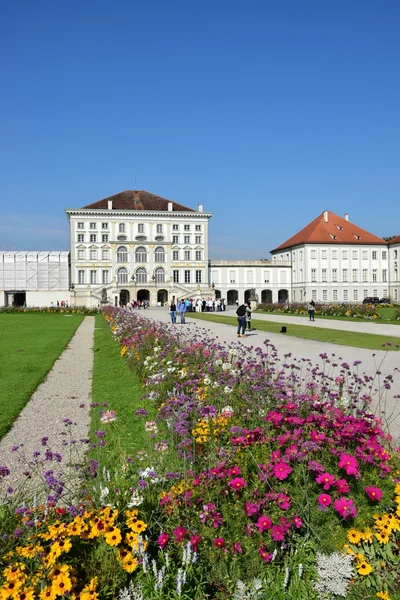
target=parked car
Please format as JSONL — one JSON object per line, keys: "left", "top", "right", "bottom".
{"left": 362, "top": 297, "right": 380, "bottom": 304}
{"left": 378, "top": 298, "right": 390, "bottom": 304}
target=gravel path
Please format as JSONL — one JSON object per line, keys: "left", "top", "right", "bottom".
{"left": 0, "top": 316, "right": 94, "bottom": 497}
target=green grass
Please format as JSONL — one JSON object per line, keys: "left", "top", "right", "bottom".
{"left": 188, "top": 313, "right": 400, "bottom": 351}
{"left": 0, "top": 313, "right": 84, "bottom": 439}
{"left": 90, "top": 314, "right": 155, "bottom": 470}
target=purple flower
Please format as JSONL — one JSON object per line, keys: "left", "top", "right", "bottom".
{"left": 0, "top": 466, "right": 10, "bottom": 477}
{"left": 94, "top": 430, "right": 106, "bottom": 438}
{"left": 13, "top": 528, "right": 23, "bottom": 538}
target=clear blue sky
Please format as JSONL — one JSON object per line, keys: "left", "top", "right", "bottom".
{"left": 1, "top": 0, "right": 399, "bottom": 258}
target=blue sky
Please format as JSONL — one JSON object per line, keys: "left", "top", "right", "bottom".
{"left": 1, "top": 0, "right": 399, "bottom": 258}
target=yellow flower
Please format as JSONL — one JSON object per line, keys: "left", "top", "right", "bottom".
{"left": 49, "top": 564, "right": 70, "bottom": 582}
{"left": 347, "top": 529, "right": 362, "bottom": 545}
{"left": 129, "top": 520, "right": 147, "bottom": 534}
{"left": 2, "top": 564, "right": 26, "bottom": 583}
{"left": 51, "top": 575, "right": 72, "bottom": 596}
{"left": 49, "top": 538, "right": 72, "bottom": 560}
{"left": 39, "top": 587, "right": 57, "bottom": 600}
{"left": 375, "top": 532, "right": 390, "bottom": 545}
{"left": 361, "top": 528, "right": 373, "bottom": 543}
{"left": 122, "top": 554, "right": 139, "bottom": 573}
{"left": 1, "top": 579, "right": 23, "bottom": 598}
{"left": 104, "top": 528, "right": 122, "bottom": 546}
{"left": 79, "top": 578, "right": 98, "bottom": 600}
{"left": 356, "top": 561, "right": 373, "bottom": 575}
{"left": 15, "top": 587, "right": 36, "bottom": 600}
{"left": 376, "top": 592, "right": 391, "bottom": 600}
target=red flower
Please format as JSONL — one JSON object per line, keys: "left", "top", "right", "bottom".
{"left": 365, "top": 486, "right": 382, "bottom": 501}
{"left": 213, "top": 537, "right": 225, "bottom": 548}
{"left": 190, "top": 534, "right": 201, "bottom": 550}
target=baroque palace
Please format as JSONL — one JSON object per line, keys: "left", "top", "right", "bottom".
{"left": 0, "top": 189, "right": 399, "bottom": 308}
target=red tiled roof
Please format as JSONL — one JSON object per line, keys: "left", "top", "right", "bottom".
{"left": 271, "top": 211, "right": 386, "bottom": 253}
{"left": 82, "top": 190, "right": 195, "bottom": 212}
{"left": 388, "top": 235, "right": 400, "bottom": 245}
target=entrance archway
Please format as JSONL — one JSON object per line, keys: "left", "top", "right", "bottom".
{"left": 227, "top": 290, "right": 238, "bottom": 305}
{"left": 137, "top": 289, "right": 150, "bottom": 302}
{"left": 157, "top": 289, "right": 168, "bottom": 305}
{"left": 119, "top": 289, "right": 130, "bottom": 306}
{"left": 214, "top": 289, "right": 221, "bottom": 299}
{"left": 261, "top": 289, "right": 272, "bottom": 304}
{"left": 13, "top": 292, "right": 26, "bottom": 307}
{"left": 278, "top": 289, "right": 288, "bottom": 303}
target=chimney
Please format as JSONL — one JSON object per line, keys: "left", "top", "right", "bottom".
{"left": 133, "top": 190, "right": 140, "bottom": 202}
{"left": 168, "top": 202, "right": 173, "bottom": 212}
{"left": 198, "top": 203, "right": 203, "bottom": 213}
{"left": 323, "top": 210, "right": 328, "bottom": 223}
{"left": 108, "top": 200, "right": 113, "bottom": 210}
{"left": 345, "top": 213, "right": 349, "bottom": 221}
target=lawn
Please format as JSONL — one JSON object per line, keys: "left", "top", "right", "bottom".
{"left": 188, "top": 313, "right": 400, "bottom": 351}
{"left": 0, "top": 313, "right": 84, "bottom": 439}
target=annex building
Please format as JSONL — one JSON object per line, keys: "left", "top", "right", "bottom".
{"left": 1, "top": 189, "right": 399, "bottom": 307}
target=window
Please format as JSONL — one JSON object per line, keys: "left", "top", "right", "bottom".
{"left": 184, "top": 250, "right": 191, "bottom": 260}
{"left": 138, "top": 224, "right": 144, "bottom": 233}
{"left": 311, "top": 268, "right": 317, "bottom": 282}
{"left": 292, "top": 290, "right": 296, "bottom": 301}
{"left": 322, "top": 290, "right": 328, "bottom": 301}
{"left": 342, "top": 250, "right": 348, "bottom": 260}
{"left": 394, "top": 289, "right": 398, "bottom": 301}
{"left": 352, "top": 250, "right": 358, "bottom": 259}
{"left": 155, "top": 267, "right": 165, "bottom": 283}
{"left": 312, "top": 290, "right": 317, "bottom": 301}
{"left": 363, "top": 289, "right": 368, "bottom": 298}
{"left": 184, "top": 225, "right": 190, "bottom": 231}
{"left": 352, "top": 269, "right": 358, "bottom": 282}
{"left": 195, "top": 236, "right": 201, "bottom": 244}
{"left": 195, "top": 250, "right": 202, "bottom": 261}
{"left": 353, "top": 290, "right": 358, "bottom": 301}
{"left": 172, "top": 224, "right": 179, "bottom": 231}
{"left": 135, "top": 247, "right": 147, "bottom": 262}
{"left": 394, "top": 250, "right": 398, "bottom": 259}
{"left": 173, "top": 270, "right": 179, "bottom": 283}
{"left": 119, "top": 223, "right": 126, "bottom": 233}
{"left": 77, "top": 222, "right": 84, "bottom": 229}
{"left": 322, "top": 268, "right": 327, "bottom": 282}
{"left": 78, "top": 249, "right": 85, "bottom": 260}
{"left": 332, "top": 268, "right": 337, "bottom": 282}
{"left": 292, "top": 270, "right": 296, "bottom": 283}
{"left": 332, "top": 250, "right": 337, "bottom": 259}
{"left": 90, "top": 270, "right": 97, "bottom": 284}
{"left": 292, "top": 253, "right": 295, "bottom": 262}
{"left": 172, "top": 236, "right": 179, "bottom": 244}
{"left": 247, "top": 270, "right": 254, "bottom": 284}
{"left": 342, "top": 269, "right": 348, "bottom": 282}
{"left": 102, "top": 249, "right": 109, "bottom": 260}
{"left": 155, "top": 247, "right": 165, "bottom": 262}
{"left": 184, "top": 270, "right": 191, "bottom": 283}
{"left": 117, "top": 267, "right": 128, "bottom": 284}
{"left": 383, "top": 288, "right": 388, "bottom": 297}
{"left": 211, "top": 270, "right": 219, "bottom": 284}
{"left": 299, "top": 250, "right": 303, "bottom": 260}
{"left": 362, "top": 250, "right": 368, "bottom": 260}
{"left": 343, "top": 289, "right": 348, "bottom": 301}
{"left": 382, "top": 251, "right": 387, "bottom": 260}
{"left": 311, "top": 249, "right": 316, "bottom": 259}
{"left": 78, "top": 234, "right": 85, "bottom": 242}
{"left": 372, "top": 251, "right": 377, "bottom": 260}
{"left": 90, "top": 249, "right": 97, "bottom": 260}
{"left": 333, "top": 289, "right": 338, "bottom": 301}
{"left": 280, "top": 270, "right": 286, "bottom": 284}
{"left": 372, "top": 269, "right": 377, "bottom": 282}
{"left": 90, "top": 234, "right": 97, "bottom": 243}
{"left": 264, "top": 270, "right": 270, "bottom": 283}
{"left": 322, "top": 250, "right": 327, "bottom": 260}
{"left": 196, "top": 270, "right": 202, "bottom": 283}
{"left": 363, "top": 269, "right": 368, "bottom": 282}
{"left": 117, "top": 246, "right": 128, "bottom": 262}
{"left": 184, "top": 235, "right": 190, "bottom": 244}
{"left": 90, "top": 222, "right": 97, "bottom": 229}
{"left": 299, "top": 269, "right": 303, "bottom": 282}
{"left": 382, "top": 269, "right": 387, "bottom": 282}
{"left": 102, "top": 234, "right": 109, "bottom": 243}
{"left": 173, "top": 250, "right": 179, "bottom": 260}
{"left": 373, "top": 288, "right": 378, "bottom": 297}
{"left": 102, "top": 223, "right": 108, "bottom": 229}
{"left": 78, "top": 270, "right": 85, "bottom": 284}
{"left": 195, "top": 225, "right": 201, "bottom": 231}
{"left": 136, "top": 268, "right": 147, "bottom": 284}
{"left": 156, "top": 224, "right": 163, "bottom": 234}
{"left": 102, "top": 270, "right": 109, "bottom": 284}
{"left": 230, "top": 270, "right": 236, "bottom": 284}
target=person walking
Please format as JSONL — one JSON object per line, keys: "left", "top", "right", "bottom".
{"left": 170, "top": 300, "right": 177, "bottom": 324}
{"left": 308, "top": 300, "right": 315, "bottom": 322}
{"left": 245, "top": 301, "right": 252, "bottom": 331}
{"left": 236, "top": 302, "right": 247, "bottom": 338}
{"left": 178, "top": 299, "right": 187, "bottom": 324}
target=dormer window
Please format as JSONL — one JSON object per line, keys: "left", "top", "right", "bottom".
{"left": 336, "top": 225, "right": 343, "bottom": 231}
{"left": 329, "top": 234, "right": 337, "bottom": 239}
{"left": 353, "top": 234, "right": 361, "bottom": 240}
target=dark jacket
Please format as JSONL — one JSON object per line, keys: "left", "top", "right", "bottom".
{"left": 236, "top": 304, "right": 246, "bottom": 317}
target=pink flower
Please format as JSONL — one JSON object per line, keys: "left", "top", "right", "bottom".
{"left": 310, "top": 430, "right": 326, "bottom": 443}
{"left": 318, "top": 493, "right": 332, "bottom": 507}
{"left": 335, "top": 478, "right": 350, "bottom": 494}
{"left": 214, "top": 537, "right": 225, "bottom": 548}
{"left": 315, "top": 472, "right": 336, "bottom": 490}
{"left": 338, "top": 453, "right": 359, "bottom": 475}
{"left": 244, "top": 501, "right": 258, "bottom": 517}
{"left": 228, "top": 477, "right": 247, "bottom": 491}
{"left": 173, "top": 526, "right": 187, "bottom": 542}
{"left": 256, "top": 515, "right": 272, "bottom": 532}
{"left": 259, "top": 546, "right": 273, "bottom": 562}
{"left": 100, "top": 410, "right": 117, "bottom": 424}
{"left": 157, "top": 532, "right": 169, "bottom": 549}
{"left": 365, "top": 486, "right": 382, "bottom": 501}
{"left": 227, "top": 466, "right": 241, "bottom": 476}
{"left": 333, "top": 497, "right": 357, "bottom": 519}
{"left": 273, "top": 461, "right": 292, "bottom": 481}
{"left": 190, "top": 534, "right": 201, "bottom": 550}
{"left": 271, "top": 525, "right": 285, "bottom": 541}
{"left": 292, "top": 516, "right": 302, "bottom": 528}
{"left": 233, "top": 542, "right": 243, "bottom": 554}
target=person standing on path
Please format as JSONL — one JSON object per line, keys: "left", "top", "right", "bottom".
{"left": 170, "top": 300, "right": 177, "bottom": 324}
{"left": 236, "top": 303, "right": 247, "bottom": 337}
{"left": 178, "top": 299, "right": 187, "bottom": 324}
{"left": 245, "top": 301, "right": 252, "bottom": 331}
{"left": 308, "top": 300, "right": 315, "bottom": 322}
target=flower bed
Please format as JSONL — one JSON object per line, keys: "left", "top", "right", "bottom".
{"left": 257, "top": 302, "right": 382, "bottom": 320}
{"left": 1, "top": 307, "right": 399, "bottom": 599}
{"left": 0, "top": 306, "right": 98, "bottom": 315}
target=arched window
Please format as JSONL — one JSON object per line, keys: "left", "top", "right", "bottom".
{"left": 155, "top": 267, "right": 165, "bottom": 283}
{"left": 155, "top": 246, "right": 165, "bottom": 263}
{"left": 136, "top": 267, "right": 147, "bottom": 284}
{"left": 117, "top": 246, "right": 128, "bottom": 262}
{"left": 117, "top": 267, "right": 128, "bottom": 284}
{"left": 135, "top": 246, "right": 147, "bottom": 263}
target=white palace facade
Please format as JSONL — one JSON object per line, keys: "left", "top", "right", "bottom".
{"left": 1, "top": 189, "right": 399, "bottom": 307}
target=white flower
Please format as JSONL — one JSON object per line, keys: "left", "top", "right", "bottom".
{"left": 224, "top": 386, "right": 232, "bottom": 395}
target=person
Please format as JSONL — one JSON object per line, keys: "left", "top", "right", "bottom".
{"left": 235, "top": 298, "right": 239, "bottom": 308}
{"left": 245, "top": 301, "right": 252, "bottom": 331}
{"left": 236, "top": 302, "right": 247, "bottom": 338}
{"left": 308, "top": 300, "right": 315, "bottom": 322}
{"left": 178, "top": 299, "right": 187, "bottom": 324}
{"left": 170, "top": 300, "right": 177, "bottom": 324}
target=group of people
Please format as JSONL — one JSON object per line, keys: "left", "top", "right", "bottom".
{"left": 127, "top": 300, "right": 150, "bottom": 310}
{"left": 50, "top": 300, "right": 69, "bottom": 307}
{"left": 236, "top": 301, "right": 253, "bottom": 337}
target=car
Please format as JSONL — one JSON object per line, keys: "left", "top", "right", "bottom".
{"left": 362, "top": 297, "right": 380, "bottom": 304}
{"left": 378, "top": 298, "right": 390, "bottom": 304}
